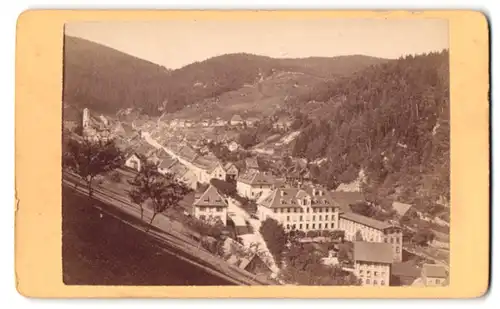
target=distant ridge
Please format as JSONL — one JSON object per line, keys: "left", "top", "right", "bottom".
{"left": 63, "top": 35, "right": 388, "bottom": 116}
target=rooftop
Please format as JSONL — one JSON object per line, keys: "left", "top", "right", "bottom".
{"left": 193, "top": 185, "right": 228, "bottom": 207}
{"left": 245, "top": 157, "right": 259, "bottom": 169}
{"left": 339, "top": 212, "right": 392, "bottom": 231}
{"left": 258, "top": 185, "right": 338, "bottom": 209}
{"left": 237, "top": 170, "right": 275, "bottom": 186}
{"left": 353, "top": 241, "right": 393, "bottom": 264}
{"left": 330, "top": 191, "right": 365, "bottom": 213}
{"left": 422, "top": 264, "right": 448, "bottom": 278}
{"left": 392, "top": 201, "right": 413, "bottom": 217}
{"left": 158, "top": 156, "right": 178, "bottom": 169}
{"left": 391, "top": 261, "right": 421, "bottom": 278}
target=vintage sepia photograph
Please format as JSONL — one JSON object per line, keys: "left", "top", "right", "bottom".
{"left": 61, "top": 18, "right": 450, "bottom": 287}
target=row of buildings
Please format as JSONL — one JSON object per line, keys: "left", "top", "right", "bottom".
{"left": 188, "top": 164, "right": 449, "bottom": 287}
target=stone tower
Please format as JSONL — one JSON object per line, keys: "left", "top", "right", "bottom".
{"left": 82, "top": 108, "right": 90, "bottom": 129}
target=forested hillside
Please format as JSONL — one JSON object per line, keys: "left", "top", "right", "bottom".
{"left": 290, "top": 50, "right": 450, "bottom": 212}
{"left": 63, "top": 36, "right": 173, "bottom": 115}
{"left": 63, "top": 35, "right": 387, "bottom": 116}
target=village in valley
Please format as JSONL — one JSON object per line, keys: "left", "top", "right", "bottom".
{"left": 62, "top": 102, "right": 449, "bottom": 287}
{"left": 61, "top": 20, "right": 450, "bottom": 287}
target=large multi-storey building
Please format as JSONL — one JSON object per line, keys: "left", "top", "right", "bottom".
{"left": 353, "top": 241, "right": 393, "bottom": 286}
{"left": 257, "top": 186, "right": 340, "bottom": 232}
{"left": 339, "top": 212, "right": 403, "bottom": 262}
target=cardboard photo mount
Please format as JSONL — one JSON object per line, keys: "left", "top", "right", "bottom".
{"left": 15, "top": 10, "right": 490, "bottom": 298}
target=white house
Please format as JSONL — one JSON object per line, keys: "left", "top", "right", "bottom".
{"left": 257, "top": 185, "right": 340, "bottom": 232}
{"left": 193, "top": 185, "right": 228, "bottom": 226}
{"left": 125, "top": 153, "right": 142, "bottom": 172}
{"left": 353, "top": 241, "right": 393, "bottom": 286}
{"left": 230, "top": 114, "right": 244, "bottom": 126}
{"left": 228, "top": 141, "right": 240, "bottom": 152}
{"left": 421, "top": 264, "right": 448, "bottom": 286}
{"left": 223, "top": 163, "right": 239, "bottom": 181}
{"left": 210, "top": 163, "right": 227, "bottom": 181}
{"left": 236, "top": 170, "right": 275, "bottom": 200}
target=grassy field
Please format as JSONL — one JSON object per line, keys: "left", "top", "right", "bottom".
{"left": 62, "top": 186, "right": 234, "bottom": 286}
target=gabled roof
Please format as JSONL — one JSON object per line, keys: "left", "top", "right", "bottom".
{"left": 391, "top": 261, "right": 421, "bottom": 278}
{"left": 245, "top": 157, "right": 259, "bottom": 169}
{"left": 193, "top": 156, "right": 220, "bottom": 172}
{"left": 158, "top": 156, "right": 178, "bottom": 169}
{"left": 178, "top": 146, "right": 198, "bottom": 162}
{"left": 237, "top": 170, "right": 275, "bottom": 186}
{"left": 339, "top": 212, "right": 392, "bottom": 231}
{"left": 422, "top": 264, "right": 448, "bottom": 278}
{"left": 231, "top": 114, "right": 243, "bottom": 122}
{"left": 169, "top": 161, "right": 189, "bottom": 178}
{"left": 353, "top": 241, "right": 393, "bottom": 264}
{"left": 223, "top": 162, "right": 238, "bottom": 172}
{"left": 193, "top": 185, "right": 228, "bottom": 207}
{"left": 258, "top": 185, "right": 338, "bottom": 209}
{"left": 392, "top": 201, "right": 413, "bottom": 217}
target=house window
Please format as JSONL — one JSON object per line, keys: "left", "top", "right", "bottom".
{"left": 286, "top": 224, "right": 290, "bottom": 229}
{"left": 273, "top": 209, "right": 278, "bottom": 213}
{"left": 313, "top": 208, "right": 317, "bottom": 213}
{"left": 287, "top": 216, "right": 290, "bottom": 221}
{"left": 307, "top": 208, "right": 310, "bottom": 213}
{"left": 299, "top": 216, "right": 303, "bottom": 221}
{"left": 306, "top": 224, "right": 309, "bottom": 229}
{"left": 366, "top": 279, "right": 371, "bottom": 284}
{"left": 373, "top": 280, "right": 378, "bottom": 285}
{"left": 319, "top": 215, "right": 322, "bottom": 221}
{"left": 367, "top": 271, "right": 371, "bottom": 277}
{"left": 374, "top": 271, "right": 379, "bottom": 276}
{"left": 299, "top": 224, "right": 302, "bottom": 229}
{"left": 319, "top": 208, "right": 323, "bottom": 213}
{"left": 435, "top": 279, "right": 441, "bottom": 284}
{"left": 396, "top": 247, "right": 400, "bottom": 253}
{"left": 381, "top": 280, "right": 385, "bottom": 285}
{"left": 312, "top": 215, "right": 316, "bottom": 221}
{"left": 326, "top": 208, "right": 329, "bottom": 213}
{"left": 312, "top": 224, "right": 315, "bottom": 229}
{"left": 325, "top": 215, "right": 329, "bottom": 220}
{"left": 318, "top": 223, "right": 322, "bottom": 229}
{"left": 294, "top": 208, "right": 297, "bottom": 213}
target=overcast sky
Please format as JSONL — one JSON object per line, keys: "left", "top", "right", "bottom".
{"left": 65, "top": 19, "right": 448, "bottom": 70}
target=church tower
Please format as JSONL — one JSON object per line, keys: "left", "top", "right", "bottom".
{"left": 82, "top": 108, "right": 90, "bottom": 129}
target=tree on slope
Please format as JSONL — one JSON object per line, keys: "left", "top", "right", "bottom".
{"left": 128, "top": 160, "right": 190, "bottom": 230}
{"left": 63, "top": 136, "right": 123, "bottom": 198}
{"left": 259, "top": 218, "right": 287, "bottom": 267}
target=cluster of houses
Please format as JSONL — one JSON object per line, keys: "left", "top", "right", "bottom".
{"left": 124, "top": 138, "right": 240, "bottom": 191}
{"left": 185, "top": 160, "right": 448, "bottom": 287}
{"left": 84, "top": 107, "right": 447, "bottom": 287}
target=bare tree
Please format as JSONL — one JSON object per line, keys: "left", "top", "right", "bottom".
{"left": 63, "top": 136, "right": 123, "bottom": 197}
